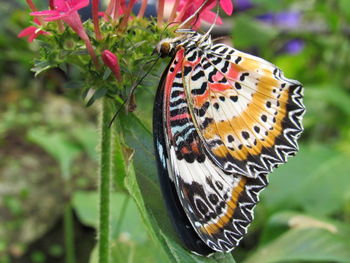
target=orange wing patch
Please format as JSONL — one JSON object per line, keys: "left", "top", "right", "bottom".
{"left": 203, "top": 75, "right": 289, "bottom": 161}
{"left": 184, "top": 47, "right": 303, "bottom": 177}
{"left": 199, "top": 177, "right": 247, "bottom": 235}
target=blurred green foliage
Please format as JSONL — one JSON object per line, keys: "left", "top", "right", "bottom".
{"left": 1, "top": 0, "right": 350, "bottom": 263}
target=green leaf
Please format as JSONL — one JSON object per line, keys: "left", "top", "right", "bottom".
{"left": 340, "top": 0, "right": 350, "bottom": 17}
{"left": 273, "top": 52, "right": 308, "bottom": 80}
{"left": 244, "top": 213, "right": 350, "bottom": 263}
{"left": 72, "top": 191, "right": 147, "bottom": 242}
{"left": 27, "top": 128, "right": 81, "bottom": 179}
{"left": 112, "top": 128, "right": 129, "bottom": 190}
{"left": 102, "top": 68, "right": 112, "bottom": 80}
{"left": 250, "top": 0, "right": 287, "bottom": 12}
{"left": 119, "top": 112, "right": 237, "bottom": 263}
{"left": 81, "top": 88, "right": 90, "bottom": 100}
{"left": 89, "top": 237, "right": 166, "bottom": 263}
{"left": 31, "top": 60, "right": 54, "bottom": 77}
{"left": 63, "top": 80, "right": 84, "bottom": 89}
{"left": 71, "top": 126, "right": 98, "bottom": 161}
{"left": 58, "top": 63, "right": 69, "bottom": 74}
{"left": 86, "top": 88, "right": 108, "bottom": 107}
{"left": 232, "top": 15, "right": 279, "bottom": 49}
{"left": 261, "top": 144, "right": 350, "bottom": 216}
{"left": 306, "top": 84, "right": 350, "bottom": 116}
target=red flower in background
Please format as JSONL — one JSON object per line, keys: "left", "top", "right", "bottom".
{"left": 18, "top": 18, "right": 50, "bottom": 43}
{"left": 30, "top": 0, "right": 89, "bottom": 33}
{"left": 20, "top": 0, "right": 235, "bottom": 70}
{"left": 31, "top": 0, "right": 99, "bottom": 67}
{"left": 171, "top": 0, "right": 233, "bottom": 28}
{"left": 207, "top": 0, "right": 233, "bottom": 15}
{"left": 31, "top": 0, "right": 90, "bottom": 21}
{"left": 176, "top": 0, "right": 224, "bottom": 28}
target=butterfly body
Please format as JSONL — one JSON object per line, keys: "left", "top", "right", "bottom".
{"left": 153, "top": 31, "right": 305, "bottom": 255}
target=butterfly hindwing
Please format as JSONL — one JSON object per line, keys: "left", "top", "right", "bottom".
{"left": 153, "top": 57, "right": 214, "bottom": 256}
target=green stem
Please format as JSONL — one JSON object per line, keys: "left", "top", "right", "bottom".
{"left": 64, "top": 203, "right": 76, "bottom": 263}
{"left": 98, "top": 97, "right": 113, "bottom": 263}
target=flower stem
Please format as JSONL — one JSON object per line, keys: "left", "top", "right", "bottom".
{"left": 118, "top": 0, "right": 136, "bottom": 32}
{"left": 26, "top": 0, "right": 44, "bottom": 24}
{"left": 92, "top": 0, "right": 102, "bottom": 41}
{"left": 26, "top": 0, "right": 37, "bottom": 11}
{"left": 137, "top": 0, "right": 148, "bottom": 18}
{"left": 168, "top": 0, "right": 180, "bottom": 23}
{"left": 64, "top": 203, "right": 76, "bottom": 263}
{"left": 157, "top": 0, "right": 165, "bottom": 27}
{"left": 98, "top": 97, "right": 113, "bottom": 263}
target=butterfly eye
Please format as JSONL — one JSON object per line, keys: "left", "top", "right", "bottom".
{"left": 160, "top": 42, "right": 171, "bottom": 58}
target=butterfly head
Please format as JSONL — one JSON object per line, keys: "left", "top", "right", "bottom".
{"left": 155, "top": 32, "right": 208, "bottom": 58}
{"left": 155, "top": 38, "right": 177, "bottom": 58}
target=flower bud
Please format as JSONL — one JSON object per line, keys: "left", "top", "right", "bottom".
{"left": 102, "top": 50, "right": 122, "bottom": 82}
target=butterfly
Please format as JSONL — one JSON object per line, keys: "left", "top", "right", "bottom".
{"left": 152, "top": 29, "right": 305, "bottom": 256}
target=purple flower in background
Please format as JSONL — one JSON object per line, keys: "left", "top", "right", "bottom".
{"left": 282, "top": 39, "right": 305, "bottom": 54}
{"left": 233, "top": 2, "right": 304, "bottom": 55}
{"left": 257, "top": 11, "right": 301, "bottom": 29}
{"left": 234, "top": 0, "right": 254, "bottom": 12}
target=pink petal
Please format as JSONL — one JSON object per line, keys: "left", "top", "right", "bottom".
{"left": 18, "top": 26, "right": 37, "bottom": 37}
{"left": 220, "top": 0, "right": 233, "bottom": 15}
{"left": 30, "top": 10, "right": 59, "bottom": 16}
{"left": 51, "top": 0, "right": 67, "bottom": 10}
{"left": 50, "top": 0, "right": 89, "bottom": 12}
{"left": 28, "top": 33, "right": 37, "bottom": 42}
{"left": 200, "top": 10, "right": 223, "bottom": 25}
{"left": 205, "top": 1, "right": 217, "bottom": 9}
{"left": 44, "top": 14, "right": 68, "bottom": 21}
{"left": 72, "top": 0, "right": 90, "bottom": 8}
{"left": 33, "top": 18, "right": 42, "bottom": 25}
{"left": 71, "top": 0, "right": 90, "bottom": 12}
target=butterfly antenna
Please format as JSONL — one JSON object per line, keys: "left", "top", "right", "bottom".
{"left": 108, "top": 56, "right": 161, "bottom": 128}
{"left": 128, "top": 56, "right": 160, "bottom": 101}
{"left": 204, "top": 0, "right": 220, "bottom": 37}
{"left": 178, "top": 0, "right": 210, "bottom": 28}
{"left": 160, "top": 21, "right": 181, "bottom": 40}
{"left": 108, "top": 99, "right": 127, "bottom": 128}
{"left": 191, "top": 13, "right": 200, "bottom": 29}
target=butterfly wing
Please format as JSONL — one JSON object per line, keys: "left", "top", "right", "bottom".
{"left": 153, "top": 56, "right": 215, "bottom": 256}
{"left": 182, "top": 43, "right": 305, "bottom": 178}
{"left": 154, "top": 47, "right": 269, "bottom": 253}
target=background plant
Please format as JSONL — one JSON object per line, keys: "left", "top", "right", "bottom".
{"left": 1, "top": 0, "right": 350, "bottom": 263}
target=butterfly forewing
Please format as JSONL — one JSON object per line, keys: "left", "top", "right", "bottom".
{"left": 153, "top": 32, "right": 305, "bottom": 254}
{"left": 183, "top": 42, "right": 304, "bottom": 178}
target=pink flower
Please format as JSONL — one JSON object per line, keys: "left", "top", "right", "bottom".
{"left": 168, "top": 0, "right": 233, "bottom": 28}
{"left": 31, "top": 0, "right": 99, "bottom": 68}
{"left": 176, "top": 0, "right": 223, "bottom": 28}
{"left": 18, "top": 18, "right": 50, "bottom": 42}
{"left": 102, "top": 50, "right": 122, "bottom": 82}
{"left": 205, "top": 0, "right": 233, "bottom": 15}
{"left": 104, "top": 0, "right": 124, "bottom": 20}
{"left": 31, "top": 0, "right": 90, "bottom": 22}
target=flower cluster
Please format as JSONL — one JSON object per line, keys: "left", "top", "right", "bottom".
{"left": 19, "top": 0, "right": 233, "bottom": 82}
